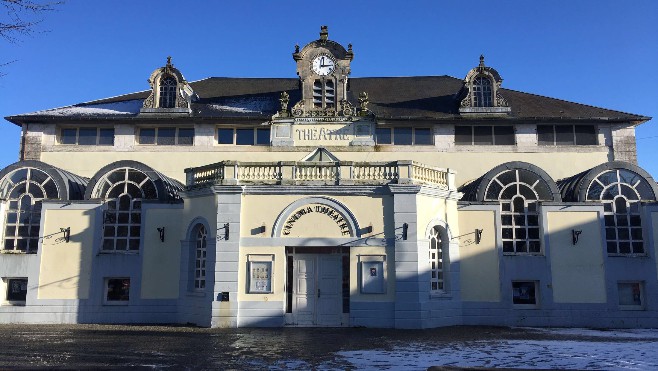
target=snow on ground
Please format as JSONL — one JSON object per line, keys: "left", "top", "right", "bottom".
{"left": 23, "top": 100, "right": 143, "bottom": 116}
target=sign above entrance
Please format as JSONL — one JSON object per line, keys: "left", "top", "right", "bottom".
{"left": 271, "top": 122, "right": 375, "bottom": 147}
{"left": 282, "top": 204, "right": 352, "bottom": 237}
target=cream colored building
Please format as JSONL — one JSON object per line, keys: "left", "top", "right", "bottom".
{"left": 1, "top": 27, "right": 657, "bottom": 328}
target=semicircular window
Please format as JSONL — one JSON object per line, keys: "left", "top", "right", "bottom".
{"left": 95, "top": 168, "right": 158, "bottom": 252}
{"left": 472, "top": 76, "right": 493, "bottom": 107}
{"left": 586, "top": 169, "right": 655, "bottom": 255}
{"left": 485, "top": 169, "right": 554, "bottom": 254}
{"left": 159, "top": 76, "right": 177, "bottom": 108}
{"left": 1, "top": 168, "right": 59, "bottom": 253}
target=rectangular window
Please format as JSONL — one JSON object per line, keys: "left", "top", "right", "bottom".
{"left": 537, "top": 125, "right": 597, "bottom": 145}
{"left": 216, "top": 127, "right": 271, "bottom": 146}
{"left": 138, "top": 127, "right": 194, "bottom": 145}
{"left": 512, "top": 281, "right": 537, "bottom": 305}
{"left": 455, "top": 125, "right": 515, "bottom": 145}
{"left": 5, "top": 278, "right": 27, "bottom": 302}
{"left": 105, "top": 278, "right": 130, "bottom": 303}
{"left": 59, "top": 127, "right": 115, "bottom": 145}
{"left": 376, "top": 127, "right": 433, "bottom": 145}
{"left": 618, "top": 282, "right": 643, "bottom": 309}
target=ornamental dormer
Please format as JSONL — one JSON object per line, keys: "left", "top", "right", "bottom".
{"left": 458, "top": 55, "right": 510, "bottom": 115}
{"left": 141, "top": 56, "right": 196, "bottom": 114}
{"left": 289, "top": 26, "right": 355, "bottom": 117}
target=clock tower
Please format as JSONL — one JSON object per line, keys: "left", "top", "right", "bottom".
{"left": 291, "top": 26, "right": 354, "bottom": 117}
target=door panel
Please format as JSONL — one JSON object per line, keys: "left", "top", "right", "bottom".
{"left": 317, "top": 255, "right": 342, "bottom": 326}
{"left": 293, "top": 256, "right": 315, "bottom": 326}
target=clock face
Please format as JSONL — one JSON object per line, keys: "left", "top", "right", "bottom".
{"left": 312, "top": 55, "right": 335, "bottom": 76}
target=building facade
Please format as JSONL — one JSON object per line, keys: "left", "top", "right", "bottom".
{"left": 1, "top": 27, "right": 657, "bottom": 328}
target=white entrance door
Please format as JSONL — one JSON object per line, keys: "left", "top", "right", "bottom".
{"left": 292, "top": 254, "right": 343, "bottom": 326}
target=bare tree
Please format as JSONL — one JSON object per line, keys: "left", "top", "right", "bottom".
{"left": 1, "top": 0, "right": 63, "bottom": 43}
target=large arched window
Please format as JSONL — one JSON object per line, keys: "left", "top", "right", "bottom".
{"left": 485, "top": 169, "right": 555, "bottom": 254}
{"left": 586, "top": 169, "right": 655, "bottom": 254}
{"left": 428, "top": 225, "right": 448, "bottom": 292}
{"left": 194, "top": 224, "right": 207, "bottom": 290}
{"left": 158, "top": 76, "right": 177, "bottom": 108}
{"left": 1, "top": 168, "right": 58, "bottom": 253}
{"left": 472, "top": 76, "right": 493, "bottom": 107}
{"left": 95, "top": 168, "right": 158, "bottom": 252}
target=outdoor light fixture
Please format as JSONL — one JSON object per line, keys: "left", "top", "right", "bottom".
{"left": 572, "top": 230, "right": 582, "bottom": 245}
{"left": 60, "top": 227, "right": 70, "bottom": 243}
{"left": 157, "top": 227, "right": 165, "bottom": 242}
{"left": 402, "top": 223, "right": 408, "bottom": 240}
{"left": 475, "top": 229, "right": 483, "bottom": 244}
{"left": 218, "top": 223, "right": 230, "bottom": 241}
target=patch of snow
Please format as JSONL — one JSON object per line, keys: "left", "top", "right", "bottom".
{"left": 526, "top": 327, "right": 658, "bottom": 340}
{"left": 23, "top": 100, "right": 143, "bottom": 116}
{"left": 208, "top": 97, "right": 275, "bottom": 114}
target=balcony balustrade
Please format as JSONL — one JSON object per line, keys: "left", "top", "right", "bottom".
{"left": 185, "top": 160, "right": 454, "bottom": 190}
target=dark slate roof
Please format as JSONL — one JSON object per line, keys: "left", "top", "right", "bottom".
{"left": 5, "top": 76, "right": 650, "bottom": 124}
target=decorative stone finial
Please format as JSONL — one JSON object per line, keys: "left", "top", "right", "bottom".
{"left": 358, "top": 92, "right": 369, "bottom": 114}
{"left": 320, "top": 25, "right": 328, "bottom": 42}
{"left": 479, "top": 54, "right": 485, "bottom": 67}
{"left": 279, "top": 91, "right": 290, "bottom": 113}
{"left": 295, "top": 44, "right": 300, "bottom": 53}
{"left": 167, "top": 56, "right": 173, "bottom": 67}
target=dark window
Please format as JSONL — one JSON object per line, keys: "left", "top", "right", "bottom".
{"left": 618, "top": 282, "right": 643, "bottom": 307}
{"left": 256, "top": 128, "right": 270, "bottom": 145}
{"left": 59, "top": 128, "right": 114, "bottom": 145}
{"left": 512, "top": 281, "right": 537, "bottom": 305}
{"left": 376, "top": 128, "right": 392, "bottom": 144}
{"left": 217, "top": 128, "right": 234, "bottom": 144}
{"left": 158, "top": 76, "right": 177, "bottom": 108}
{"left": 473, "top": 76, "right": 493, "bottom": 107}
{"left": 157, "top": 128, "right": 176, "bottom": 145}
{"left": 106, "top": 278, "right": 130, "bottom": 302}
{"left": 414, "top": 128, "right": 433, "bottom": 145}
{"left": 6, "top": 278, "right": 27, "bottom": 301}
{"left": 139, "top": 127, "right": 194, "bottom": 145}
{"left": 236, "top": 129, "right": 255, "bottom": 145}
{"left": 456, "top": 126, "right": 515, "bottom": 145}
{"left": 139, "top": 128, "right": 156, "bottom": 145}
{"left": 178, "top": 128, "right": 194, "bottom": 146}
{"left": 394, "top": 127, "right": 413, "bottom": 145}
{"left": 537, "top": 125, "right": 597, "bottom": 145}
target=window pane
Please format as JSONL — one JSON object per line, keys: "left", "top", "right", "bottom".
{"left": 178, "top": 128, "right": 194, "bottom": 146}
{"left": 98, "top": 129, "right": 114, "bottom": 145}
{"left": 106, "top": 278, "right": 130, "bottom": 301}
{"left": 78, "top": 128, "right": 97, "bottom": 145}
{"left": 6, "top": 279, "right": 28, "bottom": 301}
{"left": 157, "top": 128, "right": 176, "bottom": 145}
{"left": 473, "top": 126, "right": 493, "bottom": 145}
{"left": 393, "top": 127, "right": 412, "bottom": 145}
{"left": 217, "top": 128, "right": 234, "bottom": 144}
{"left": 575, "top": 125, "right": 597, "bottom": 145}
{"left": 454, "top": 126, "right": 472, "bottom": 145}
{"left": 60, "top": 129, "right": 77, "bottom": 144}
{"left": 555, "top": 125, "right": 574, "bottom": 145}
{"left": 494, "top": 126, "right": 515, "bottom": 145}
{"left": 414, "top": 128, "right": 432, "bottom": 145}
{"left": 236, "top": 129, "right": 254, "bottom": 145}
{"left": 139, "top": 128, "right": 156, "bottom": 144}
{"left": 376, "top": 128, "right": 392, "bottom": 144}
{"left": 537, "top": 125, "right": 554, "bottom": 145}
{"left": 256, "top": 128, "right": 270, "bottom": 145}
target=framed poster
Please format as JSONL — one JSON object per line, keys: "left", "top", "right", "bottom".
{"left": 360, "top": 255, "right": 386, "bottom": 294}
{"left": 248, "top": 255, "right": 274, "bottom": 294}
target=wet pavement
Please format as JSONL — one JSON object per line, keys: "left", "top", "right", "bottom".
{"left": 0, "top": 324, "right": 657, "bottom": 369}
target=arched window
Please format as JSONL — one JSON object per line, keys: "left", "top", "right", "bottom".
{"left": 586, "top": 169, "right": 655, "bottom": 254}
{"left": 429, "top": 226, "right": 448, "bottom": 292}
{"left": 194, "top": 224, "right": 207, "bottom": 290}
{"left": 472, "top": 76, "right": 493, "bottom": 107}
{"left": 485, "top": 169, "right": 554, "bottom": 254}
{"left": 1, "top": 168, "right": 58, "bottom": 253}
{"left": 158, "top": 76, "right": 177, "bottom": 108}
{"left": 95, "top": 168, "right": 158, "bottom": 252}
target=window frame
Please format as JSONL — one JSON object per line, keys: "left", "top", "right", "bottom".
{"left": 215, "top": 127, "right": 271, "bottom": 146}
{"left": 312, "top": 78, "right": 336, "bottom": 109}
{"left": 617, "top": 281, "right": 645, "bottom": 310}
{"left": 428, "top": 226, "right": 449, "bottom": 294}
{"left": 537, "top": 124, "right": 597, "bottom": 146}
{"left": 375, "top": 127, "right": 434, "bottom": 146}
{"left": 193, "top": 224, "right": 207, "bottom": 291}
{"left": 4, "top": 277, "right": 28, "bottom": 304}
{"left": 137, "top": 127, "right": 195, "bottom": 146}
{"left": 58, "top": 127, "right": 115, "bottom": 146}
{"left": 512, "top": 280, "right": 539, "bottom": 307}
{"left": 472, "top": 76, "right": 493, "bottom": 108}
{"left": 454, "top": 125, "right": 515, "bottom": 146}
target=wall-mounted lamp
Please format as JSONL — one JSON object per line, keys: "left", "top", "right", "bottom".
{"left": 157, "top": 227, "right": 165, "bottom": 242}
{"left": 60, "top": 227, "right": 70, "bottom": 243}
{"left": 572, "top": 230, "right": 582, "bottom": 245}
{"left": 402, "top": 223, "right": 408, "bottom": 240}
{"left": 475, "top": 229, "right": 483, "bottom": 244}
{"left": 218, "top": 223, "right": 230, "bottom": 241}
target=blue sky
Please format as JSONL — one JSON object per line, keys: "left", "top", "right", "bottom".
{"left": 1, "top": 1, "right": 657, "bottom": 177}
